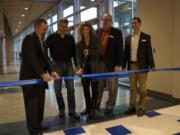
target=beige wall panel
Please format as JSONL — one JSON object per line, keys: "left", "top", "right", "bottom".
{"left": 137, "top": 0, "right": 174, "bottom": 95}
{"left": 172, "top": 0, "right": 180, "bottom": 98}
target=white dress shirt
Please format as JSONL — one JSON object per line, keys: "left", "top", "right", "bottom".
{"left": 131, "top": 32, "right": 140, "bottom": 62}
{"left": 36, "top": 32, "right": 45, "bottom": 53}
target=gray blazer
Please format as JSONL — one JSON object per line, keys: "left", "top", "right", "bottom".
{"left": 76, "top": 35, "right": 101, "bottom": 74}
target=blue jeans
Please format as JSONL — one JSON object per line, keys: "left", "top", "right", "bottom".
{"left": 53, "top": 60, "right": 76, "bottom": 113}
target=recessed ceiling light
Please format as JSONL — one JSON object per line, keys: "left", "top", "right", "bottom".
{"left": 90, "top": 0, "right": 95, "bottom": 1}
{"left": 17, "top": 25, "right": 21, "bottom": 28}
{"left": 21, "top": 14, "right": 25, "bottom": 17}
{"left": 24, "top": 7, "right": 28, "bottom": 10}
{"left": 18, "top": 21, "right": 22, "bottom": 24}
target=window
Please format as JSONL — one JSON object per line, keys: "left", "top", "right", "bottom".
{"left": 113, "top": 0, "right": 137, "bottom": 36}
{"left": 67, "top": 16, "right": 74, "bottom": 27}
{"left": 80, "top": 6, "right": 86, "bottom": 10}
{"left": 92, "top": 24, "right": 98, "bottom": 30}
{"left": 80, "top": 7, "right": 97, "bottom": 22}
{"left": 47, "top": 18, "right": 51, "bottom": 25}
{"left": 62, "top": 0, "right": 74, "bottom": 26}
{"left": 52, "top": 14, "right": 57, "bottom": 23}
{"left": 70, "top": 30, "right": 74, "bottom": 35}
{"left": 63, "top": 5, "right": 73, "bottom": 17}
{"left": 52, "top": 23, "right": 57, "bottom": 32}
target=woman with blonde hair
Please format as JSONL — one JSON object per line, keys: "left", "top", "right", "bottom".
{"left": 76, "top": 22, "right": 101, "bottom": 118}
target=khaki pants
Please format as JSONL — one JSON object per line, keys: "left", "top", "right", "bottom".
{"left": 129, "top": 63, "right": 148, "bottom": 110}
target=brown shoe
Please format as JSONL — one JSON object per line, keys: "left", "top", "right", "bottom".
{"left": 137, "top": 109, "right": 145, "bottom": 117}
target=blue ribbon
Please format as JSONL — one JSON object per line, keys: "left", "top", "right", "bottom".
{"left": 0, "top": 67, "right": 180, "bottom": 88}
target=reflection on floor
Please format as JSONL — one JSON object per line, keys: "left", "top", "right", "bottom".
{"left": 45, "top": 105, "right": 180, "bottom": 135}
{"left": 0, "top": 62, "right": 179, "bottom": 135}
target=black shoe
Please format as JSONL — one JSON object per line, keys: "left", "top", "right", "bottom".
{"left": 137, "top": 108, "right": 145, "bottom": 117}
{"left": 38, "top": 132, "right": 43, "bottom": 135}
{"left": 88, "top": 110, "right": 95, "bottom": 119}
{"left": 69, "top": 113, "right": 80, "bottom": 120}
{"left": 124, "top": 108, "right": 136, "bottom": 114}
{"left": 40, "top": 125, "right": 49, "bottom": 131}
{"left": 59, "top": 110, "right": 65, "bottom": 118}
{"left": 104, "top": 109, "right": 113, "bottom": 115}
{"left": 32, "top": 131, "right": 43, "bottom": 135}
{"left": 94, "top": 105, "right": 100, "bottom": 111}
{"left": 80, "top": 109, "right": 90, "bottom": 115}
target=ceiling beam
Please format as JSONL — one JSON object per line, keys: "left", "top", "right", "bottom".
{"left": 18, "top": 0, "right": 60, "bottom": 3}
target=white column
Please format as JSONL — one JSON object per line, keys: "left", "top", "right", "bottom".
{"left": 57, "top": 1, "right": 63, "bottom": 20}
{"left": 73, "top": 0, "right": 80, "bottom": 42}
{"left": 0, "top": 36, "right": 3, "bottom": 74}
{"left": 5, "top": 26, "right": 13, "bottom": 66}
{"left": 104, "top": 0, "right": 113, "bottom": 16}
{"left": 98, "top": 0, "right": 104, "bottom": 27}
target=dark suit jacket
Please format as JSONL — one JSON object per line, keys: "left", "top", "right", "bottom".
{"left": 76, "top": 35, "right": 101, "bottom": 74}
{"left": 19, "top": 32, "right": 53, "bottom": 83}
{"left": 122, "top": 32, "right": 155, "bottom": 70}
{"left": 96, "top": 27, "right": 123, "bottom": 72}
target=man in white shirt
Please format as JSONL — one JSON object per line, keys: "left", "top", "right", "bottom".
{"left": 122, "top": 17, "right": 155, "bottom": 117}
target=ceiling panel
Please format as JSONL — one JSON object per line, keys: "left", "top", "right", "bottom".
{"left": 0, "top": 0, "right": 57, "bottom": 36}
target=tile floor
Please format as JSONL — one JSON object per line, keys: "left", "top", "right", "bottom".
{"left": 0, "top": 61, "right": 179, "bottom": 135}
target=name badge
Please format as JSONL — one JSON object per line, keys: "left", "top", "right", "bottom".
{"left": 109, "top": 35, "right": 114, "bottom": 38}
{"left": 141, "top": 39, "right": 147, "bottom": 42}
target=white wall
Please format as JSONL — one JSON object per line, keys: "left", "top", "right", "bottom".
{"left": 137, "top": 0, "right": 180, "bottom": 98}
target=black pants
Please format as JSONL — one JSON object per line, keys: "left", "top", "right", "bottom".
{"left": 81, "top": 65, "right": 98, "bottom": 111}
{"left": 22, "top": 85, "right": 45, "bottom": 135}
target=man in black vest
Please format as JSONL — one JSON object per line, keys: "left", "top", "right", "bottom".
{"left": 46, "top": 19, "right": 79, "bottom": 120}
{"left": 20, "top": 19, "right": 58, "bottom": 135}
{"left": 123, "top": 17, "right": 155, "bottom": 117}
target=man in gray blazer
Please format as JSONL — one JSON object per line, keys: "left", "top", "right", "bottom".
{"left": 122, "top": 17, "right": 155, "bottom": 117}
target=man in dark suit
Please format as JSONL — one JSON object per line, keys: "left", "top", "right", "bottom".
{"left": 20, "top": 19, "right": 58, "bottom": 135}
{"left": 96, "top": 13, "right": 123, "bottom": 115}
{"left": 122, "top": 17, "right": 155, "bottom": 117}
